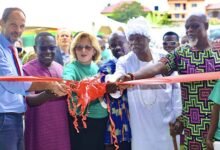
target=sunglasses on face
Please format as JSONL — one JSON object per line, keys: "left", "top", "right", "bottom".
{"left": 75, "top": 45, "right": 93, "bottom": 51}
{"left": 163, "top": 41, "right": 178, "bottom": 46}
{"left": 185, "top": 23, "right": 200, "bottom": 30}
{"left": 16, "top": 47, "right": 23, "bottom": 53}
{"left": 37, "top": 46, "right": 57, "bottom": 51}
{"left": 109, "top": 42, "right": 124, "bottom": 49}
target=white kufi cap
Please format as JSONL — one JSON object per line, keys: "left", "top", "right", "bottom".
{"left": 125, "top": 16, "right": 151, "bottom": 40}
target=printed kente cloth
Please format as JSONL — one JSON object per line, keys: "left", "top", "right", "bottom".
{"left": 99, "top": 60, "right": 132, "bottom": 144}
{"left": 162, "top": 45, "right": 220, "bottom": 149}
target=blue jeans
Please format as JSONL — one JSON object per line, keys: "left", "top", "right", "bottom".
{"left": 0, "top": 113, "right": 24, "bottom": 150}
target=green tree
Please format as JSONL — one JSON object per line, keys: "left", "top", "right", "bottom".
{"left": 146, "top": 12, "right": 172, "bottom": 26}
{"left": 110, "top": 1, "right": 146, "bottom": 23}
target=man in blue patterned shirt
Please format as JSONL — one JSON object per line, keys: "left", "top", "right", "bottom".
{"left": 99, "top": 31, "right": 131, "bottom": 150}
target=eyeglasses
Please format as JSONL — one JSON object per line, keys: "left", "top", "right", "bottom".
{"left": 75, "top": 45, "right": 93, "bottom": 51}
{"left": 163, "top": 41, "right": 178, "bottom": 46}
{"left": 38, "top": 46, "right": 57, "bottom": 51}
{"left": 16, "top": 47, "right": 23, "bottom": 53}
{"left": 185, "top": 23, "right": 200, "bottom": 30}
{"left": 109, "top": 41, "right": 125, "bottom": 49}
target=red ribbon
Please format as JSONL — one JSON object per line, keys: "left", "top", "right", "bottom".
{"left": 0, "top": 76, "right": 62, "bottom": 82}
{"left": 1, "top": 71, "right": 220, "bottom": 150}
{"left": 122, "top": 71, "right": 220, "bottom": 85}
{"left": 1, "top": 71, "right": 219, "bottom": 84}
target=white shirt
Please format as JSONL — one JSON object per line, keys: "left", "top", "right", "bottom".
{"left": 114, "top": 50, "right": 182, "bottom": 150}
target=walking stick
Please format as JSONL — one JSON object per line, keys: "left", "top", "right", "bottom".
{"left": 172, "top": 134, "right": 178, "bottom": 150}
{"left": 170, "top": 122, "right": 178, "bottom": 150}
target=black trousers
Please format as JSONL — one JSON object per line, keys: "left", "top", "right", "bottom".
{"left": 68, "top": 115, "right": 108, "bottom": 150}
{"left": 105, "top": 141, "right": 131, "bottom": 150}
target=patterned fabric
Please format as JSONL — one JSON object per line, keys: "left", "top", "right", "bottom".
{"left": 209, "top": 80, "right": 220, "bottom": 140}
{"left": 162, "top": 45, "right": 220, "bottom": 149}
{"left": 98, "top": 60, "right": 132, "bottom": 144}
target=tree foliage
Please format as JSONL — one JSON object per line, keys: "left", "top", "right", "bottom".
{"left": 209, "top": 18, "right": 220, "bottom": 25}
{"left": 146, "top": 12, "right": 172, "bottom": 26}
{"left": 110, "top": 1, "right": 146, "bottom": 23}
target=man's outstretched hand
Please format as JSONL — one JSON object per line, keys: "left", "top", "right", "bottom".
{"left": 106, "top": 82, "right": 118, "bottom": 93}
{"left": 49, "top": 81, "right": 68, "bottom": 97}
{"left": 106, "top": 73, "right": 135, "bottom": 94}
{"left": 117, "top": 73, "right": 135, "bottom": 90}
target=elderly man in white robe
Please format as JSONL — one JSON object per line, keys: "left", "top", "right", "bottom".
{"left": 110, "top": 17, "right": 182, "bottom": 150}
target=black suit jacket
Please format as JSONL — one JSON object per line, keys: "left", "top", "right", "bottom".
{"left": 54, "top": 47, "right": 64, "bottom": 66}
